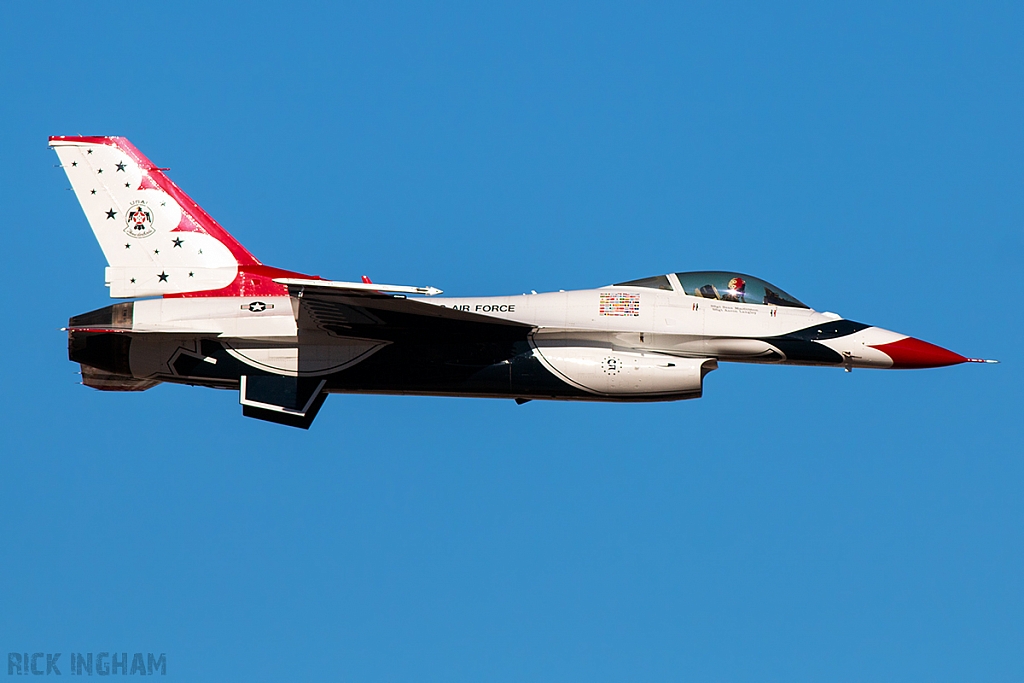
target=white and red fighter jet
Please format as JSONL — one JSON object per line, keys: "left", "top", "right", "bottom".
{"left": 52, "top": 136, "right": 995, "bottom": 428}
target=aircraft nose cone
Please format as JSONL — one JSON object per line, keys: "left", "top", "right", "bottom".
{"left": 869, "top": 336, "right": 967, "bottom": 369}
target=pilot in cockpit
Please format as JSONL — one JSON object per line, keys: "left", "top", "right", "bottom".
{"left": 722, "top": 277, "right": 746, "bottom": 303}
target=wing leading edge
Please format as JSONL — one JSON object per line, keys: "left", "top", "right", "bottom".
{"left": 280, "top": 280, "right": 534, "bottom": 342}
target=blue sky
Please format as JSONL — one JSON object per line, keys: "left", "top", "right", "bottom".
{"left": 1, "top": 2, "right": 1021, "bottom": 680}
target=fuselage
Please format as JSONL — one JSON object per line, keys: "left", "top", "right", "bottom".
{"left": 112, "top": 272, "right": 944, "bottom": 375}
{"left": 70, "top": 273, "right": 966, "bottom": 407}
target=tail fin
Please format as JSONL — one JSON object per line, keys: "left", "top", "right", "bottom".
{"left": 50, "top": 136, "right": 281, "bottom": 298}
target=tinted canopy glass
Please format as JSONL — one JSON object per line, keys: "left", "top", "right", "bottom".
{"left": 675, "top": 271, "right": 807, "bottom": 308}
{"left": 612, "top": 274, "right": 673, "bottom": 291}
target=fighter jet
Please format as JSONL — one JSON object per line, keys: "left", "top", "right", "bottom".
{"left": 52, "top": 136, "right": 995, "bottom": 428}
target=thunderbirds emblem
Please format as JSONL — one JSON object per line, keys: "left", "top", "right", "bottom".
{"left": 125, "top": 200, "right": 155, "bottom": 238}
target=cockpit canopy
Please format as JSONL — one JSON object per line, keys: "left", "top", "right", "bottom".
{"left": 676, "top": 271, "right": 807, "bottom": 308}
{"left": 614, "top": 271, "right": 808, "bottom": 308}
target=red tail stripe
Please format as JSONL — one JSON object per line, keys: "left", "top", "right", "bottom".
{"left": 151, "top": 168, "right": 261, "bottom": 266}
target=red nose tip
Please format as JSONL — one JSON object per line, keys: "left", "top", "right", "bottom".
{"left": 870, "top": 337, "right": 967, "bottom": 369}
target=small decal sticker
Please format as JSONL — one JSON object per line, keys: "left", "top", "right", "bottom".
{"left": 599, "top": 292, "right": 640, "bottom": 316}
{"left": 602, "top": 356, "right": 622, "bottom": 375}
{"left": 124, "top": 200, "right": 155, "bottom": 238}
{"left": 244, "top": 301, "right": 275, "bottom": 313}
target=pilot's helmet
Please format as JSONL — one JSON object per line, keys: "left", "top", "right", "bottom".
{"left": 728, "top": 277, "right": 746, "bottom": 292}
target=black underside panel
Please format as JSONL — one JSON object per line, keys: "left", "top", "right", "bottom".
{"left": 758, "top": 319, "right": 869, "bottom": 365}
{"left": 765, "top": 338, "right": 844, "bottom": 365}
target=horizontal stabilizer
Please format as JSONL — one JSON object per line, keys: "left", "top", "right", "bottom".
{"left": 81, "top": 365, "right": 160, "bottom": 391}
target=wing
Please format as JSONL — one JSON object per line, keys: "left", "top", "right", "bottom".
{"left": 234, "top": 279, "right": 534, "bottom": 428}
{"left": 277, "top": 279, "right": 534, "bottom": 343}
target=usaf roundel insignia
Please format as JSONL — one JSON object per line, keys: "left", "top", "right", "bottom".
{"left": 243, "top": 301, "right": 275, "bottom": 313}
{"left": 124, "top": 200, "right": 155, "bottom": 238}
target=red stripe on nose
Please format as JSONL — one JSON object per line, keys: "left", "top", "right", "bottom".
{"left": 870, "top": 337, "right": 967, "bottom": 369}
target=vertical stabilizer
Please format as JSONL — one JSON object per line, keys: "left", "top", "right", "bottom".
{"left": 50, "top": 136, "right": 270, "bottom": 298}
